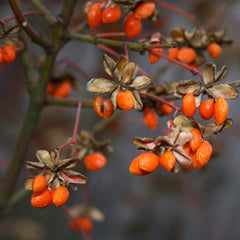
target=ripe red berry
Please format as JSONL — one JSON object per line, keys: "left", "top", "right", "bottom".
{"left": 137, "top": 152, "right": 160, "bottom": 172}
{"left": 167, "top": 48, "right": 179, "bottom": 60}
{"left": 177, "top": 47, "right": 196, "bottom": 64}
{"left": 83, "top": 153, "right": 107, "bottom": 171}
{"left": 116, "top": 90, "right": 135, "bottom": 110}
{"left": 87, "top": 2, "right": 102, "bottom": 29}
{"left": 148, "top": 43, "right": 163, "bottom": 64}
{"left": 69, "top": 218, "right": 94, "bottom": 234}
{"left": 189, "top": 128, "right": 202, "bottom": 152}
{"left": 32, "top": 174, "right": 47, "bottom": 193}
{"left": 129, "top": 156, "right": 149, "bottom": 176}
{"left": 157, "top": 100, "right": 175, "bottom": 115}
{"left": 208, "top": 42, "right": 222, "bottom": 59}
{"left": 213, "top": 96, "right": 228, "bottom": 125}
{"left": 93, "top": 95, "right": 114, "bottom": 119}
{"left": 143, "top": 107, "right": 158, "bottom": 130}
{"left": 47, "top": 83, "right": 55, "bottom": 95}
{"left": 52, "top": 186, "right": 69, "bottom": 207}
{"left": 53, "top": 81, "right": 72, "bottom": 98}
{"left": 31, "top": 188, "right": 52, "bottom": 209}
{"left": 181, "top": 93, "right": 196, "bottom": 118}
{"left": 134, "top": 2, "right": 155, "bottom": 19}
{"left": 124, "top": 13, "right": 142, "bottom": 39}
{"left": 102, "top": 5, "right": 121, "bottom": 24}
{"left": 159, "top": 150, "right": 176, "bottom": 171}
{"left": 199, "top": 99, "right": 214, "bottom": 120}
{"left": 3, "top": 44, "right": 16, "bottom": 63}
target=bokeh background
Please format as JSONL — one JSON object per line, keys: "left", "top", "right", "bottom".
{"left": 0, "top": 0, "right": 240, "bottom": 239}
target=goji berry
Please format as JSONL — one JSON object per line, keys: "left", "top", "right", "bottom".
{"left": 159, "top": 150, "right": 176, "bottom": 171}
{"left": 69, "top": 218, "right": 94, "bottom": 234}
{"left": 129, "top": 156, "right": 149, "bottom": 176}
{"left": 31, "top": 188, "right": 52, "bottom": 208}
{"left": 124, "top": 13, "right": 142, "bottom": 39}
{"left": 83, "top": 153, "right": 107, "bottom": 171}
{"left": 208, "top": 42, "right": 222, "bottom": 59}
{"left": 213, "top": 96, "right": 228, "bottom": 125}
{"left": 53, "top": 81, "right": 72, "bottom": 98}
{"left": 93, "top": 95, "right": 114, "bottom": 119}
{"left": 148, "top": 43, "right": 163, "bottom": 64}
{"left": 199, "top": 99, "right": 214, "bottom": 120}
{"left": 138, "top": 152, "right": 160, "bottom": 172}
{"left": 116, "top": 90, "right": 135, "bottom": 110}
{"left": 102, "top": 5, "right": 121, "bottom": 23}
{"left": 181, "top": 93, "right": 196, "bottom": 118}
{"left": 177, "top": 47, "right": 196, "bottom": 64}
{"left": 52, "top": 186, "right": 69, "bottom": 207}
{"left": 32, "top": 174, "right": 47, "bottom": 193}
{"left": 167, "top": 48, "right": 179, "bottom": 60}
{"left": 87, "top": 2, "right": 102, "bottom": 29}
{"left": 3, "top": 44, "right": 16, "bottom": 63}
{"left": 143, "top": 107, "right": 158, "bottom": 130}
{"left": 157, "top": 100, "right": 174, "bottom": 115}
{"left": 189, "top": 128, "right": 202, "bottom": 151}
{"left": 134, "top": 2, "right": 155, "bottom": 19}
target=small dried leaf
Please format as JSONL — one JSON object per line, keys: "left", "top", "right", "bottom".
{"left": 170, "top": 28, "right": 185, "bottom": 42}
{"left": 133, "top": 90, "right": 143, "bottom": 110}
{"left": 202, "top": 63, "right": 216, "bottom": 86}
{"left": 25, "top": 177, "right": 34, "bottom": 190}
{"left": 175, "top": 132, "right": 193, "bottom": 146}
{"left": 132, "top": 137, "right": 156, "bottom": 150}
{"left": 215, "top": 65, "right": 228, "bottom": 82}
{"left": 172, "top": 115, "right": 194, "bottom": 132}
{"left": 213, "top": 28, "right": 226, "bottom": 40}
{"left": 207, "top": 84, "right": 238, "bottom": 99}
{"left": 176, "top": 80, "right": 202, "bottom": 95}
{"left": 171, "top": 162, "right": 180, "bottom": 173}
{"left": 103, "top": 54, "right": 116, "bottom": 77}
{"left": 61, "top": 170, "right": 88, "bottom": 185}
{"left": 121, "top": 62, "right": 137, "bottom": 84}
{"left": 114, "top": 55, "right": 128, "bottom": 80}
{"left": 24, "top": 161, "right": 45, "bottom": 170}
{"left": 36, "top": 150, "right": 54, "bottom": 168}
{"left": 130, "top": 76, "right": 151, "bottom": 90}
{"left": 194, "top": 92, "right": 203, "bottom": 108}
{"left": 6, "top": 23, "right": 20, "bottom": 35}
{"left": 86, "top": 78, "right": 116, "bottom": 93}
{"left": 173, "top": 148, "right": 192, "bottom": 165}
{"left": 110, "top": 86, "right": 120, "bottom": 109}
{"left": 58, "top": 158, "right": 80, "bottom": 169}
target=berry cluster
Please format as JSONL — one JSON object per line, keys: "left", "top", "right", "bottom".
{"left": 0, "top": 44, "right": 16, "bottom": 64}
{"left": 47, "top": 80, "right": 72, "bottom": 98}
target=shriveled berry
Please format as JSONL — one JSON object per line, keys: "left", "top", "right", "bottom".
{"left": 138, "top": 152, "right": 159, "bottom": 172}
{"left": 134, "top": 2, "right": 155, "bottom": 19}
{"left": 116, "top": 90, "right": 135, "bottom": 110}
{"left": 53, "top": 81, "right": 72, "bottom": 98}
{"left": 69, "top": 218, "right": 94, "bottom": 234}
{"left": 181, "top": 93, "right": 196, "bottom": 118}
{"left": 129, "top": 156, "right": 149, "bottom": 176}
{"left": 159, "top": 150, "right": 176, "bottom": 171}
{"left": 199, "top": 99, "right": 214, "bottom": 120}
{"left": 167, "top": 48, "right": 179, "bottom": 60}
{"left": 102, "top": 5, "right": 121, "bottom": 23}
{"left": 93, "top": 95, "right": 114, "bottom": 119}
{"left": 52, "top": 186, "right": 69, "bottom": 207}
{"left": 208, "top": 42, "right": 222, "bottom": 59}
{"left": 213, "top": 96, "right": 228, "bottom": 125}
{"left": 148, "top": 43, "right": 162, "bottom": 64}
{"left": 143, "top": 107, "right": 158, "bottom": 130}
{"left": 177, "top": 47, "right": 196, "bottom": 64}
{"left": 158, "top": 100, "right": 174, "bottom": 115}
{"left": 189, "top": 128, "right": 202, "bottom": 152}
{"left": 3, "top": 44, "right": 16, "bottom": 63}
{"left": 87, "top": 2, "right": 102, "bottom": 29}
{"left": 124, "top": 13, "right": 142, "bottom": 39}
{"left": 31, "top": 188, "right": 52, "bottom": 209}
{"left": 32, "top": 174, "right": 47, "bottom": 193}
{"left": 83, "top": 153, "right": 107, "bottom": 171}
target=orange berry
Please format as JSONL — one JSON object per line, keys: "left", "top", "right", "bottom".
{"left": 158, "top": 100, "right": 174, "bottom": 115}
{"left": 87, "top": 2, "right": 102, "bottom": 29}
{"left": 129, "top": 156, "right": 149, "bottom": 176}
{"left": 148, "top": 43, "right": 163, "bottom": 64}
{"left": 0, "top": 47, "right": 3, "bottom": 63}
{"left": 167, "top": 48, "right": 179, "bottom": 60}
{"left": 159, "top": 150, "right": 176, "bottom": 171}
{"left": 93, "top": 95, "right": 114, "bottom": 119}
{"left": 181, "top": 93, "right": 196, "bottom": 118}
{"left": 177, "top": 47, "right": 196, "bottom": 64}
{"left": 208, "top": 42, "right": 222, "bottom": 59}
{"left": 143, "top": 107, "right": 158, "bottom": 130}
{"left": 116, "top": 90, "right": 135, "bottom": 110}
{"left": 47, "top": 83, "right": 55, "bottom": 95}
{"left": 32, "top": 174, "right": 47, "bottom": 193}
{"left": 189, "top": 128, "right": 202, "bottom": 152}
{"left": 134, "top": 2, "right": 155, "bottom": 19}
{"left": 69, "top": 218, "right": 94, "bottom": 234}
{"left": 53, "top": 81, "right": 72, "bottom": 98}
{"left": 3, "top": 44, "right": 16, "bottom": 63}
{"left": 183, "top": 143, "right": 191, "bottom": 155}
{"left": 83, "top": 153, "right": 107, "bottom": 171}
{"left": 138, "top": 152, "right": 160, "bottom": 172}
{"left": 124, "top": 13, "right": 142, "bottom": 39}
{"left": 213, "top": 96, "right": 228, "bottom": 125}
{"left": 102, "top": 5, "right": 121, "bottom": 23}
{"left": 52, "top": 186, "right": 69, "bottom": 207}
{"left": 199, "top": 99, "right": 214, "bottom": 120}
{"left": 31, "top": 188, "right": 52, "bottom": 208}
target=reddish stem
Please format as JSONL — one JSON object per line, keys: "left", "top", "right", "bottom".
{"left": 58, "top": 101, "right": 82, "bottom": 153}
{"left": 153, "top": 0, "right": 199, "bottom": 23}
{"left": 124, "top": 44, "right": 129, "bottom": 58}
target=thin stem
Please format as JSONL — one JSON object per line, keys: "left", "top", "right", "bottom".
{"left": 124, "top": 44, "right": 129, "bottom": 58}
{"left": 168, "top": 109, "right": 180, "bottom": 134}
{"left": 229, "top": 81, "right": 240, "bottom": 88}
{"left": 89, "top": 32, "right": 126, "bottom": 38}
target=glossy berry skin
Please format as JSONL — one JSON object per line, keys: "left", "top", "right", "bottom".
{"left": 148, "top": 43, "right": 162, "bottom": 64}
{"left": 213, "top": 96, "right": 228, "bottom": 125}
{"left": 0, "top": 47, "right": 3, "bottom": 64}
{"left": 31, "top": 188, "right": 52, "bottom": 209}
{"left": 102, "top": 5, "right": 121, "bottom": 23}
{"left": 93, "top": 95, "right": 114, "bottom": 119}
{"left": 69, "top": 218, "right": 94, "bottom": 234}
{"left": 159, "top": 150, "right": 176, "bottom": 171}
{"left": 208, "top": 42, "right": 222, "bottom": 59}
{"left": 124, "top": 13, "right": 142, "bottom": 39}
{"left": 3, "top": 44, "right": 16, "bottom": 63}
{"left": 116, "top": 90, "right": 135, "bottom": 110}
{"left": 137, "top": 152, "right": 160, "bottom": 172}
{"left": 32, "top": 174, "right": 47, "bottom": 193}
{"left": 52, "top": 186, "right": 69, "bottom": 207}
{"left": 189, "top": 128, "right": 202, "bottom": 152}
{"left": 143, "top": 107, "right": 158, "bottom": 130}
{"left": 54, "top": 81, "right": 72, "bottom": 98}
{"left": 199, "top": 99, "right": 214, "bottom": 120}
{"left": 158, "top": 100, "right": 174, "bottom": 115}
{"left": 84, "top": 153, "right": 107, "bottom": 171}
{"left": 167, "top": 48, "right": 179, "bottom": 60}
{"left": 181, "top": 93, "right": 196, "bottom": 118}
{"left": 129, "top": 156, "right": 149, "bottom": 176}
{"left": 177, "top": 47, "right": 196, "bottom": 64}
{"left": 87, "top": 2, "right": 102, "bottom": 29}
{"left": 134, "top": 2, "right": 155, "bottom": 19}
